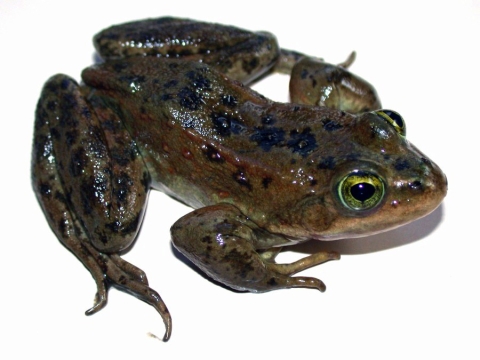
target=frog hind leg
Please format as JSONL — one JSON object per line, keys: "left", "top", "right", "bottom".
{"left": 32, "top": 74, "right": 172, "bottom": 340}
{"left": 33, "top": 76, "right": 111, "bottom": 313}
{"left": 94, "top": 17, "right": 280, "bottom": 85}
{"left": 171, "top": 204, "right": 339, "bottom": 293}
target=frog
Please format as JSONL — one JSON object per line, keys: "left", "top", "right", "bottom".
{"left": 31, "top": 17, "right": 447, "bottom": 341}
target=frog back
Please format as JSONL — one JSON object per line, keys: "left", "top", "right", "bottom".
{"left": 82, "top": 57, "right": 446, "bottom": 239}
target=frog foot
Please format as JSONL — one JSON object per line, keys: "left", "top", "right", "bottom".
{"left": 337, "top": 51, "right": 356, "bottom": 68}
{"left": 82, "top": 250, "right": 150, "bottom": 314}
{"left": 262, "top": 251, "right": 341, "bottom": 292}
{"left": 274, "top": 49, "right": 355, "bottom": 74}
{"left": 171, "top": 204, "right": 339, "bottom": 293}
{"left": 82, "top": 243, "right": 172, "bottom": 341}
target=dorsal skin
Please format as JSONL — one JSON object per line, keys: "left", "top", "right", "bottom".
{"left": 82, "top": 56, "right": 446, "bottom": 241}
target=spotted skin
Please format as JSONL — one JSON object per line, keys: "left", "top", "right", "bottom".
{"left": 32, "top": 74, "right": 171, "bottom": 338}
{"left": 32, "top": 17, "right": 447, "bottom": 342}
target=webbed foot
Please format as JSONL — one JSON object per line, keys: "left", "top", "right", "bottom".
{"left": 84, "top": 244, "right": 172, "bottom": 341}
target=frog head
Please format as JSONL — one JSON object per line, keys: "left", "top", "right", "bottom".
{"left": 285, "top": 110, "right": 447, "bottom": 240}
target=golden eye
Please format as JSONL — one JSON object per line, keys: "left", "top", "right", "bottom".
{"left": 337, "top": 170, "right": 385, "bottom": 211}
{"left": 374, "top": 109, "right": 406, "bottom": 137}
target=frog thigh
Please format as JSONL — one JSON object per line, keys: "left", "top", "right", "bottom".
{"left": 171, "top": 204, "right": 339, "bottom": 292}
{"left": 36, "top": 74, "right": 149, "bottom": 253}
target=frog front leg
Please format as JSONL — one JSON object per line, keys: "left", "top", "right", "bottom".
{"left": 171, "top": 204, "right": 339, "bottom": 292}
{"left": 32, "top": 74, "right": 172, "bottom": 340}
{"left": 274, "top": 49, "right": 381, "bottom": 113}
{"left": 288, "top": 56, "right": 382, "bottom": 113}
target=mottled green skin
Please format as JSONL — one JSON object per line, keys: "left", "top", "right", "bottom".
{"left": 32, "top": 17, "right": 447, "bottom": 341}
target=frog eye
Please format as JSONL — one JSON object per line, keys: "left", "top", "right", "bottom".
{"left": 337, "top": 170, "right": 385, "bottom": 211}
{"left": 373, "top": 109, "right": 406, "bottom": 137}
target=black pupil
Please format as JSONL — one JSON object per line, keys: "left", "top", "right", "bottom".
{"left": 350, "top": 183, "right": 375, "bottom": 202}
{"left": 384, "top": 110, "right": 404, "bottom": 128}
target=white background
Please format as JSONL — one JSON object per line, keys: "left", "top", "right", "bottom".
{"left": 1, "top": 0, "right": 479, "bottom": 358}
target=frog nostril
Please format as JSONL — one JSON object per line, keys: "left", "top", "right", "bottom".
{"left": 408, "top": 180, "right": 422, "bottom": 190}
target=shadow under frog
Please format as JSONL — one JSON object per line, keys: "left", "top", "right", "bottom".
{"left": 292, "top": 203, "right": 445, "bottom": 256}
{"left": 32, "top": 17, "right": 447, "bottom": 341}
{"left": 172, "top": 203, "right": 445, "bottom": 287}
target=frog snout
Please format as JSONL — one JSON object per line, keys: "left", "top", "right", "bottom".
{"left": 407, "top": 160, "right": 447, "bottom": 217}
{"left": 430, "top": 161, "right": 448, "bottom": 199}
